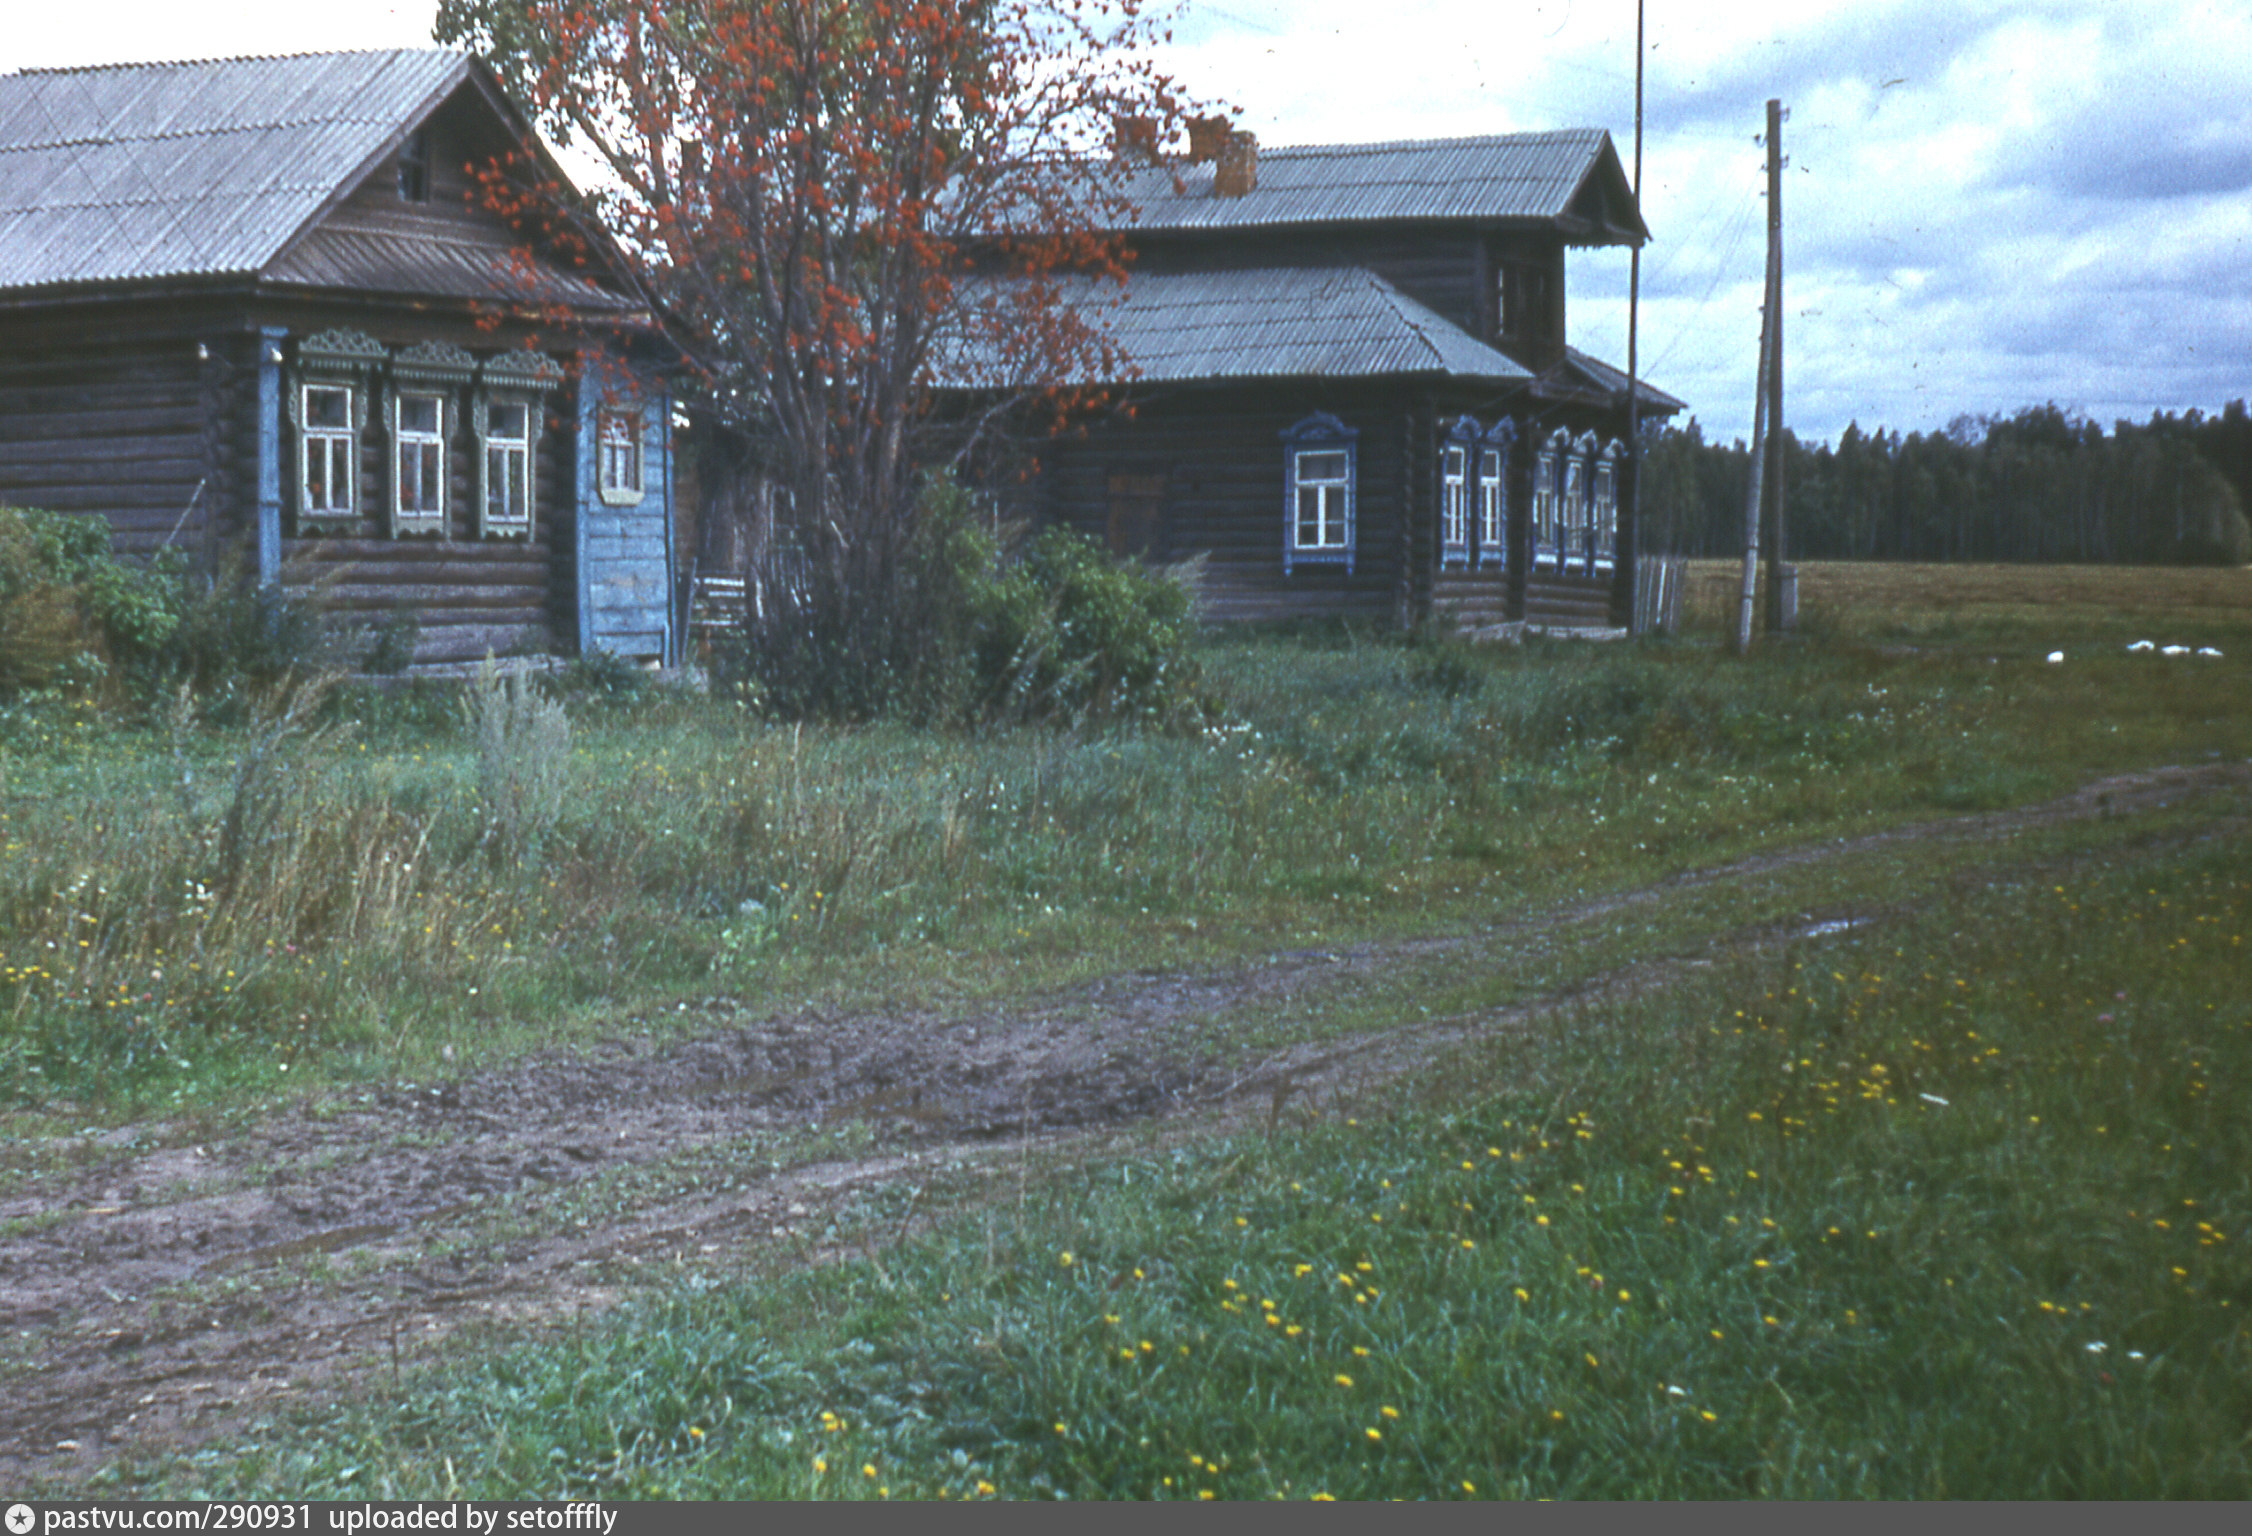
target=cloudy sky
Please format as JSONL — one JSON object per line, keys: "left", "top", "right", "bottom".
{"left": 13, "top": 1, "right": 2249, "bottom": 444}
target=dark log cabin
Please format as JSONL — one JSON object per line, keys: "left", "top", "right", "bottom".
{"left": 0, "top": 49, "right": 679, "bottom": 666}
{"left": 955, "top": 126, "right": 1684, "bottom": 631}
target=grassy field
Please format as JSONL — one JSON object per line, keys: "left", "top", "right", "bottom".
{"left": 1679, "top": 558, "right": 2252, "bottom": 646}
{"left": 105, "top": 818, "right": 2252, "bottom": 1499}
{"left": 6, "top": 561, "right": 2251, "bottom": 1498}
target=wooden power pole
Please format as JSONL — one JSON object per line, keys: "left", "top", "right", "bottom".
{"left": 1760, "top": 97, "right": 1789, "bottom": 633}
{"left": 1734, "top": 97, "right": 1783, "bottom": 656}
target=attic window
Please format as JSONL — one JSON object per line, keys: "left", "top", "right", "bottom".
{"left": 1500, "top": 259, "right": 1553, "bottom": 352}
{"left": 397, "top": 131, "right": 431, "bottom": 203}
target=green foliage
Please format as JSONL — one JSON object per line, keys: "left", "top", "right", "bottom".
{"left": 123, "top": 835, "right": 2252, "bottom": 1500}
{"left": 729, "top": 475, "right": 1207, "bottom": 729}
{"left": 1642, "top": 403, "right": 2252, "bottom": 566}
{"left": 0, "top": 505, "right": 186, "bottom": 693}
{"left": 462, "top": 657, "right": 572, "bottom": 868}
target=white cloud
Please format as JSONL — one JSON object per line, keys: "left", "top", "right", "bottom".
{"left": 16, "top": 0, "right": 2247, "bottom": 444}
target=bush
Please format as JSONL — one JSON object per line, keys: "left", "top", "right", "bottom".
{"left": 461, "top": 656, "right": 572, "bottom": 867}
{"left": 727, "top": 474, "right": 1208, "bottom": 729}
{"left": 0, "top": 505, "right": 186, "bottom": 694}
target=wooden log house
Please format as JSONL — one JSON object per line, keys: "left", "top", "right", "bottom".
{"left": 0, "top": 49, "right": 680, "bottom": 667}
{"left": 955, "top": 127, "right": 1685, "bottom": 631}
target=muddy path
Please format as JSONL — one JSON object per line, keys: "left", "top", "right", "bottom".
{"left": 4, "top": 761, "right": 2246, "bottom": 1485}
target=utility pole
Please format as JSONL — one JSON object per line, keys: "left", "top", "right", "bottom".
{"left": 1734, "top": 98, "right": 1782, "bottom": 656}
{"left": 1760, "top": 97, "right": 1789, "bottom": 634}
{"left": 1622, "top": 0, "right": 1645, "bottom": 630}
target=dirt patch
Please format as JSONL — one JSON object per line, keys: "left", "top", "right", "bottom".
{"left": 3, "top": 761, "right": 2246, "bottom": 1485}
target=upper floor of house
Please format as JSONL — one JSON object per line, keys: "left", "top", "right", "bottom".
{"left": 1106, "top": 126, "right": 1648, "bottom": 375}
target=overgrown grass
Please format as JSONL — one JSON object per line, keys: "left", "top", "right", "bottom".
{"left": 101, "top": 821, "right": 2252, "bottom": 1499}
{"left": 5, "top": 620, "right": 2250, "bottom": 1109}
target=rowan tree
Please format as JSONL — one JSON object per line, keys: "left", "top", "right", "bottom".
{"left": 437, "top": 0, "right": 1194, "bottom": 576}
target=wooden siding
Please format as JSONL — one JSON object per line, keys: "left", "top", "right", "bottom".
{"left": 280, "top": 396, "right": 569, "bottom": 664}
{"left": 1034, "top": 384, "right": 1411, "bottom": 624}
{"left": 317, "top": 95, "right": 528, "bottom": 257}
{"left": 0, "top": 342, "right": 220, "bottom": 558}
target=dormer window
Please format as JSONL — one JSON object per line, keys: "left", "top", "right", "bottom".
{"left": 397, "top": 130, "right": 430, "bottom": 203}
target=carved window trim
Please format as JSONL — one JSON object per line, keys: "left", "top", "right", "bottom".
{"left": 287, "top": 329, "right": 382, "bottom": 530}
{"left": 1533, "top": 427, "right": 1570, "bottom": 571}
{"left": 475, "top": 350, "right": 562, "bottom": 540}
{"left": 385, "top": 342, "right": 475, "bottom": 539}
{"left": 598, "top": 407, "right": 645, "bottom": 506}
{"left": 1281, "top": 412, "right": 1357, "bottom": 573}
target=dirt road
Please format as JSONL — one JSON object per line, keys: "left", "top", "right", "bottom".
{"left": 4, "top": 761, "right": 2245, "bottom": 1484}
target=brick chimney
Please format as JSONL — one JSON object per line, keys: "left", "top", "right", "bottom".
{"left": 1214, "top": 130, "right": 1258, "bottom": 197}
{"left": 1185, "top": 115, "right": 1231, "bottom": 166}
{"left": 1111, "top": 114, "right": 1160, "bottom": 165}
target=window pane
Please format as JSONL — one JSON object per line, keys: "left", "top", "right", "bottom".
{"left": 1444, "top": 447, "right": 1465, "bottom": 479}
{"left": 490, "top": 402, "right": 528, "bottom": 440}
{"left": 1297, "top": 451, "right": 1346, "bottom": 483}
{"left": 400, "top": 396, "right": 440, "bottom": 435}
{"left": 1480, "top": 450, "right": 1500, "bottom": 481}
{"left": 307, "top": 387, "right": 349, "bottom": 429}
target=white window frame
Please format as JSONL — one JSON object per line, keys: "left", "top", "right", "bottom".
{"left": 298, "top": 382, "right": 358, "bottom": 520}
{"left": 479, "top": 396, "right": 537, "bottom": 539}
{"left": 391, "top": 390, "right": 450, "bottom": 535}
{"left": 1477, "top": 447, "right": 1505, "bottom": 565}
{"left": 599, "top": 408, "right": 645, "bottom": 506}
{"left": 1281, "top": 413, "right": 1358, "bottom": 573}
{"left": 1532, "top": 443, "right": 1561, "bottom": 570}
{"left": 1294, "top": 449, "right": 1351, "bottom": 551}
{"left": 1592, "top": 441, "right": 1620, "bottom": 574}
{"left": 1563, "top": 453, "right": 1588, "bottom": 575}
{"left": 1441, "top": 445, "right": 1468, "bottom": 562}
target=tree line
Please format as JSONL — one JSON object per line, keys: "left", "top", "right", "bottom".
{"left": 1639, "top": 402, "right": 2252, "bottom": 566}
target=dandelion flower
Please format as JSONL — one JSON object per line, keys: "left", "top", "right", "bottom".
{"left": 1381, "top": 1406, "right": 1400, "bottom": 1420}
{"left": 1335, "top": 1374, "right": 1354, "bottom": 1388}
{"left": 1366, "top": 1427, "right": 1383, "bottom": 1442}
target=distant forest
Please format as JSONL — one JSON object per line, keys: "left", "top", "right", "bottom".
{"left": 1638, "top": 402, "right": 2252, "bottom": 565}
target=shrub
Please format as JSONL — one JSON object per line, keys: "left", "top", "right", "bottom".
{"left": 724, "top": 474, "right": 1207, "bottom": 729}
{"left": 461, "top": 656, "right": 572, "bottom": 867}
{"left": 0, "top": 505, "right": 186, "bottom": 694}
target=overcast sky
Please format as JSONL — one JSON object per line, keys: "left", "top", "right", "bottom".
{"left": 13, "top": 1, "right": 2248, "bottom": 445}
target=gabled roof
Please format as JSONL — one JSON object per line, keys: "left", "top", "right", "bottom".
{"left": 937, "top": 267, "right": 1535, "bottom": 388}
{"left": 1117, "top": 131, "right": 1648, "bottom": 245}
{"left": 0, "top": 50, "right": 471, "bottom": 292}
{"left": 0, "top": 47, "right": 637, "bottom": 312}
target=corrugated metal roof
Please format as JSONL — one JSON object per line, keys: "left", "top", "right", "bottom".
{"left": 936, "top": 267, "right": 1534, "bottom": 388}
{"left": 1118, "top": 131, "right": 1642, "bottom": 239}
{"left": 264, "top": 227, "right": 640, "bottom": 310}
{"left": 1557, "top": 346, "right": 1687, "bottom": 413}
{"left": 0, "top": 49, "right": 469, "bottom": 292}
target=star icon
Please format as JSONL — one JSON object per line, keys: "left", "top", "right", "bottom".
{"left": 6, "top": 1503, "right": 36, "bottom": 1536}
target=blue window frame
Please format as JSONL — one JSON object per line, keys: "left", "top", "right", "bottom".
{"left": 1282, "top": 412, "right": 1359, "bottom": 573}
{"left": 1592, "top": 438, "right": 1622, "bottom": 574}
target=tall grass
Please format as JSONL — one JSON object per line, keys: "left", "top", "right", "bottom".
{"left": 4, "top": 629, "right": 2249, "bottom": 1106}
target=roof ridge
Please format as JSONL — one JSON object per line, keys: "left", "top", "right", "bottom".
{"left": 6, "top": 46, "right": 465, "bottom": 80}
{"left": 1263, "top": 128, "right": 1604, "bottom": 157}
